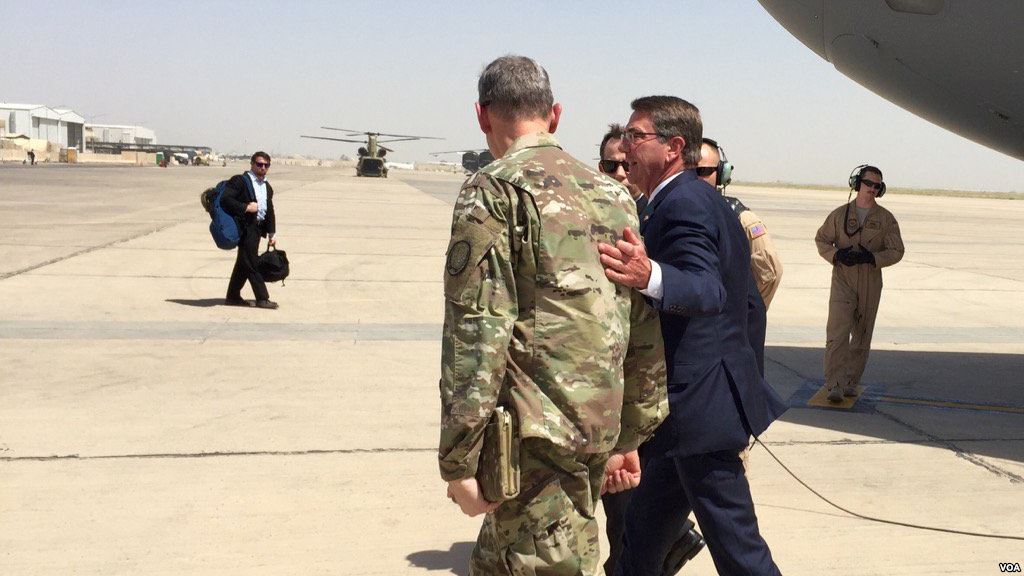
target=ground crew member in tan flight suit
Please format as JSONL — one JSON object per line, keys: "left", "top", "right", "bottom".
{"left": 438, "top": 55, "right": 667, "bottom": 576}
{"left": 815, "top": 165, "right": 904, "bottom": 403}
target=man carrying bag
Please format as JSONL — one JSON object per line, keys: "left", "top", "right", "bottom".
{"left": 220, "top": 151, "right": 279, "bottom": 309}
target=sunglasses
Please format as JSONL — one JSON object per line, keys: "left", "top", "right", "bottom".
{"left": 694, "top": 166, "right": 718, "bottom": 177}
{"left": 861, "top": 179, "right": 882, "bottom": 190}
{"left": 599, "top": 159, "right": 629, "bottom": 174}
{"left": 254, "top": 161, "right": 271, "bottom": 168}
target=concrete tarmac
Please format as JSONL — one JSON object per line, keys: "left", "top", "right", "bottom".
{"left": 1, "top": 163, "right": 1022, "bottom": 575}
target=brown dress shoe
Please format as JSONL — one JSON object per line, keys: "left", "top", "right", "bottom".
{"left": 255, "top": 299, "right": 279, "bottom": 310}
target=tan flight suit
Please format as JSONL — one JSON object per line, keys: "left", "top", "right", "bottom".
{"left": 739, "top": 209, "right": 783, "bottom": 309}
{"left": 815, "top": 202, "right": 904, "bottom": 391}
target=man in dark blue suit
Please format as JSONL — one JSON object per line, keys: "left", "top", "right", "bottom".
{"left": 598, "top": 96, "right": 787, "bottom": 576}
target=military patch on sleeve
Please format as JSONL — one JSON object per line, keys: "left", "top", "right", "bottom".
{"left": 749, "top": 223, "right": 767, "bottom": 239}
{"left": 446, "top": 240, "right": 472, "bottom": 275}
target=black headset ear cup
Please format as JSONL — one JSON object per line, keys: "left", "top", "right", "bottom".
{"left": 877, "top": 182, "right": 886, "bottom": 197}
{"left": 849, "top": 164, "right": 867, "bottom": 190}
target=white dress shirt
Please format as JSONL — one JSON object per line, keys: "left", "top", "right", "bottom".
{"left": 639, "top": 171, "right": 685, "bottom": 301}
{"left": 246, "top": 171, "right": 269, "bottom": 223}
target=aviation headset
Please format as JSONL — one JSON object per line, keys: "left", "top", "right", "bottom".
{"left": 702, "top": 138, "right": 733, "bottom": 189}
{"left": 843, "top": 164, "right": 886, "bottom": 237}
{"left": 848, "top": 164, "right": 886, "bottom": 197}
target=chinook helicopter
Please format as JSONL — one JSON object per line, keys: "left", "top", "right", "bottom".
{"left": 301, "top": 127, "right": 444, "bottom": 177}
{"left": 430, "top": 149, "right": 495, "bottom": 173}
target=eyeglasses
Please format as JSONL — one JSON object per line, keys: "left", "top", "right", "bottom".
{"left": 599, "top": 159, "right": 629, "bottom": 174}
{"left": 694, "top": 166, "right": 718, "bottom": 178}
{"left": 622, "top": 129, "right": 662, "bottom": 145}
{"left": 861, "top": 179, "right": 882, "bottom": 190}
{"left": 254, "top": 161, "right": 270, "bottom": 168}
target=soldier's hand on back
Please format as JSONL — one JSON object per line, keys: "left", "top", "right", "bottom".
{"left": 245, "top": 202, "right": 258, "bottom": 213}
{"left": 447, "top": 478, "right": 500, "bottom": 517}
{"left": 598, "top": 228, "right": 653, "bottom": 289}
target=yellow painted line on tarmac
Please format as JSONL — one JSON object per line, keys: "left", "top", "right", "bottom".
{"left": 875, "top": 395, "right": 1024, "bottom": 415}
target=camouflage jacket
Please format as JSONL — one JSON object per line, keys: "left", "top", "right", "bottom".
{"left": 438, "top": 132, "right": 668, "bottom": 481}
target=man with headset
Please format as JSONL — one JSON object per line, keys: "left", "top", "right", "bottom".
{"left": 815, "top": 165, "right": 904, "bottom": 403}
{"left": 698, "top": 138, "right": 783, "bottom": 309}
{"left": 699, "top": 138, "right": 780, "bottom": 378}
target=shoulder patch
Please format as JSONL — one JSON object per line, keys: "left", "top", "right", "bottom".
{"left": 446, "top": 240, "right": 472, "bottom": 275}
{"left": 749, "top": 222, "right": 767, "bottom": 239}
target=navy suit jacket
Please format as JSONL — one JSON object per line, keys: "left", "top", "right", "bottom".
{"left": 640, "top": 171, "right": 786, "bottom": 458}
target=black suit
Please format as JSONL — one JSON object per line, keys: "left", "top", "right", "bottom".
{"left": 617, "top": 171, "right": 786, "bottom": 576}
{"left": 220, "top": 173, "right": 276, "bottom": 301}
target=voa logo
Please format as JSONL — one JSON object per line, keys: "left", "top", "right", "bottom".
{"left": 999, "top": 563, "right": 1022, "bottom": 573}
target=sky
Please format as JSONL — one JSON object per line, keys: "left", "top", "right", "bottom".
{"left": 2, "top": 0, "right": 1022, "bottom": 192}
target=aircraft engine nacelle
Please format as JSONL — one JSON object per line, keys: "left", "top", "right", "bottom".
{"left": 358, "top": 147, "right": 369, "bottom": 157}
{"left": 378, "top": 148, "right": 387, "bottom": 158}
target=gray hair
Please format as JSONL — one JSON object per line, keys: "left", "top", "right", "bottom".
{"left": 478, "top": 55, "right": 554, "bottom": 121}
{"left": 631, "top": 96, "right": 703, "bottom": 166}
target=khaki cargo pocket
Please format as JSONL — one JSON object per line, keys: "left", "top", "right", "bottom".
{"left": 444, "top": 208, "right": 505, "bottom": 304}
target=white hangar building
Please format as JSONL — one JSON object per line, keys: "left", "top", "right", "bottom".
{"left": 0, "top": 103, "right": 85, "bottom": 150}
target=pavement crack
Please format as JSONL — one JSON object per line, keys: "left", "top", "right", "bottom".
{"left": 765, "top": 352, "right": 814, "bottom": 382}
{"left": 0, "top": 446, "right": 436, "bottom": 463}
{"left": 875, "top": 408, "right": 1024, "bottom": 484}
{"left": 0, "top": 220, "right": 186, "bottom": 280}
{"left": 762, "top": 437, "right": 1024, "bottom": 447}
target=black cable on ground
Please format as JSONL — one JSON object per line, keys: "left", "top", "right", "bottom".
{"left": 752, "top": 437, "right": 1024, "bottom": 541}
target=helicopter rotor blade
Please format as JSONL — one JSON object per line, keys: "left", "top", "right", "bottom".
{"left": 317, "top": 127, "right": 445, "bottom": 140}
{"left": 430, "top": 149, "right": 486, "bottom": 155}
{"left": 376, "top": 137, "right": 429, "bottom": 144}
{"left": 301, "top": 135, "right": 366, "bottom": 143}
{"left": 375, "top": 132, "right": 445, "bottom": 140}
{"left": 320, "top": 127, "right": 366, "bottom": 134}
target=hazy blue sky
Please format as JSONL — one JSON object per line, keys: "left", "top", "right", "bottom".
{"left": 3, "top": 0, "right": 1022, "bottom": 191}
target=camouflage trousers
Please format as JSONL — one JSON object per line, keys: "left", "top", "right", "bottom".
{"left": 470, "top": 438, "right": 609, "bottom": 576}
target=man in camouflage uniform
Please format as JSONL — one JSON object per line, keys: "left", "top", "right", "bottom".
{"left": 439, "top": 55, "right": 668, "bottom": 575}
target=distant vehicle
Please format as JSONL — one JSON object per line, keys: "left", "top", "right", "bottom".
{"left": 191, "top": 152, "right": 211, "bottom": 166}
{"left": 301, "top": 127, "right": 443, "bottom": 177}
{"left": 759, "top": 0, "right": 1024, "bottom": 160}
{"left": 430, "top": 149, "right": 495, "bottom": 173}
